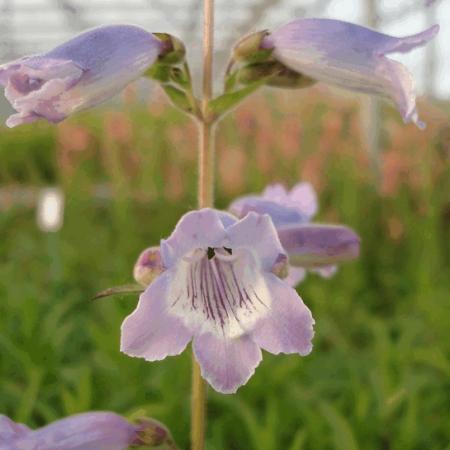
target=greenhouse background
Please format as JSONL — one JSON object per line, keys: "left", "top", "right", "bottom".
{"left": 0, "top": 1, "right": 449, "bottom": 449}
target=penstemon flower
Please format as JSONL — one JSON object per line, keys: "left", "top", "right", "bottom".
{"left": 0, "top": 25, "right": 170, "bottom": 127}
{"left": 121, "top": 208, "right": 314, "bottom": 394}
{"left": 229, "top": 183, "right": 360, "bottom": 286}
{"left": 235, "top": 19, "right": 439, "bottom": 128}
{"left": 0, "top": 411, "right": 174, "bottom": 450}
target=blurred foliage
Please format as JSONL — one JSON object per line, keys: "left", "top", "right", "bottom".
{"left": 0, "top": 87, "right": 449, "bottom": 450}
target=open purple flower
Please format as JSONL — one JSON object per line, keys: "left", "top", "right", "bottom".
{"left": 0, "top": 411, "right": 158, "bottom": 450}
{"left": 229, "top": 182, "right": 360, "bottom": 286}
{"left": 262, "top": 18, "right": 439, "bottom": 128}
{"left": 121, "top": 209, "right": 314, "bottom": 394}
{"left": 0, "top": 25, "right": 165, "bottom": 127}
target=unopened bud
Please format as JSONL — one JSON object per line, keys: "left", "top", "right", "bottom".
{"left": 271, "top": 253, "right": 289, "bottom": 279}
{"left": 133, "top": 247, "right": 165, "bottom": 287}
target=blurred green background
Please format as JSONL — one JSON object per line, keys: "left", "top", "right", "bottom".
{"left": 0, "top": 88, "right": 449, "bottom": 450}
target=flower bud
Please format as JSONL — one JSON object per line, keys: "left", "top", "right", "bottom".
{"left": 133, "top": 246, "right": 166, "bottom": 287}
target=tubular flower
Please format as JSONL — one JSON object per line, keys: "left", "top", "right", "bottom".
{"left": 121, "top": 209, "right": 314, "bottom": 394}
{"left": 0, "top": 25, "right": 166, "bottom": 127}
{"left": 261, "top": 18, "right": 439, "bottom": 128}
{"left": 0, "top": 411, "right": 168, "bottom": 450}
{"left": 229, "top": 182, "right": 360, "bottom": 286}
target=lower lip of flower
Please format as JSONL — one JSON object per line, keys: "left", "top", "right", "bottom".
{"left": 170, "top": 247, "right": 271, "bottom": 339}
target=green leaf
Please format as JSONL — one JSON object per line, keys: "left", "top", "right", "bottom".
{"left": 92, "top": 284, "right": 144, "bottom": 301}
{"left": 162, "top": 85, "right": 196, "bottom": 114}
{"left": 209, "top": 81, "right": 265, "bottom": 118}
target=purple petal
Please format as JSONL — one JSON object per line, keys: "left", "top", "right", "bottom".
{"left": 12, "top": 412, "right": 137, "bottom": 450}
{"left": 226, "top": 212, "right": 285, "bottom": 271}
{"left": 311, "top": 265, "right": 338, "bottom": 279}
{"left": 193, "top": 333, "right": 262, "bottom": 394}
{"left": 263, "top": 18, "right": 439, "bottom": 128}
{"left": 229, "top": 182, "right": 317, "bottom": 227}
{"left": 229, "top": 196, "right": 309, "bottom": 227}
{"left": 277, "top": 224, "right": 360, "bottom": 267}
{"left": 160, "top": 209, "right": 227, "bottom": 268}
{"left": 285, "top": 266, "right": 306, "bottom": 286}
{"left": 121, "top": 272, "right": 193, "bottom": 361}
{"left": 0, "top": 25, "right": 163, "bottom": 127}
{"left": 0, "top": 415, "right": 31, "bottom": 443}
{"left": 288, "top": 182, "right": 318, "bottom": 219}
{"left": 251, "top": 273, "right": 314, "bottom": 355}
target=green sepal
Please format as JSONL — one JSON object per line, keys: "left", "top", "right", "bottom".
{"left": 237, "top": 61, "right": 316, "bottom": 89}
{"left": 243, "top": 48, "right": 274, "bottom": 64}
{"left": 153, "top": 33, "right": 186, "bottom": 65}
{"left": 145, "top": 63, "right": 171, "bottom": 83}
{"left": 169, "top": 67, "right": 190, "bottom": 90}
{"left": 92, "top": 284, "right": 144, "bottom": 301}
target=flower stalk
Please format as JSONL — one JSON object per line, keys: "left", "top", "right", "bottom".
{"left": 192, "top": 0, "right": 215, "bottom": 448}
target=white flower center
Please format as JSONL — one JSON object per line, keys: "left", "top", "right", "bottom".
{"left": 168, "top": 247, "right": 271, "bottom": 338}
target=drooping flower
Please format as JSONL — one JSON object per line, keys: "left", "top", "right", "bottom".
{"left": 260, "top": 18, "right": 439, "bottom": 128}
{"left": 0, "top": 25, "right": 169, "bottom": 127}
{"left": 229, "top": 182, "right": 360, "bottom": 286}
{"left": 0, "top": 411, "right": 174, "bottom": 450}
{"left": 121, "top": 209, "right": 314, "bottom": 394}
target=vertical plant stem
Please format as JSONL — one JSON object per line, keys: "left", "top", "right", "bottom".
{"left": 192, "top": 1, "right": 215, "bottom": 450}
{"left": 198, "top": 0, "right": 215, "bottom": 209}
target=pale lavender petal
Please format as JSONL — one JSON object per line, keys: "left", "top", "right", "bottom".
{"left": 226, "top": 212, "right": 285, "bottom": 271}
{"left": 261, "top": 183, "right": 288, "bottom": 201}
{"left": 288, "top": 182, "right": 318, "bottom": 219}
{"left": 0, "top": 415, "right": 31, "bottom": 442}
{"left": 285, "top": 266, "right": 306, "bottom": 286}
{"left": 121, "top": 271, "right": 192, "bottom": 361}
{"left": 311, "top": 265, "right": 338, "bottom": 279}
{"left": 13, "top": 412, "right": 136, "bottom": 450}
{"left": 277, "top": 224, "right": 360, "bottom": 267}
{"left": 251, "top": 273, "right": 314, "bottom": 355}
{"left": 193, "top": 333, "right": 262, "bottom": 394}
{"left": 5, "top": 112, "right": 41, "bottom": 128}
{"left": 0, "top": 25, "right": 163, "bottom": 127}
{"left": 160, "top": 209, "right": 227, "bottom": 268}
{"left": 229, "top": 196, "right": 308, "bottom": 226}
{"left": 263, "top": 18, "right": 439, "bottom": 128}
{"left": 217, "top": 210, "right": 238, "bottom": 229}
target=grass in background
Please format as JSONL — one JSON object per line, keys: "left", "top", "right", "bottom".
{"left": 0, "top": 88, "right": 449, "bottom": 450}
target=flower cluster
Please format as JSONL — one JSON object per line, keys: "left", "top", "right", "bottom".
{"left": 0, "top": 19, "right": 438, "bottom": 128}
{"left": 0, "top": 11, "right": 437, "bottom": 445}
